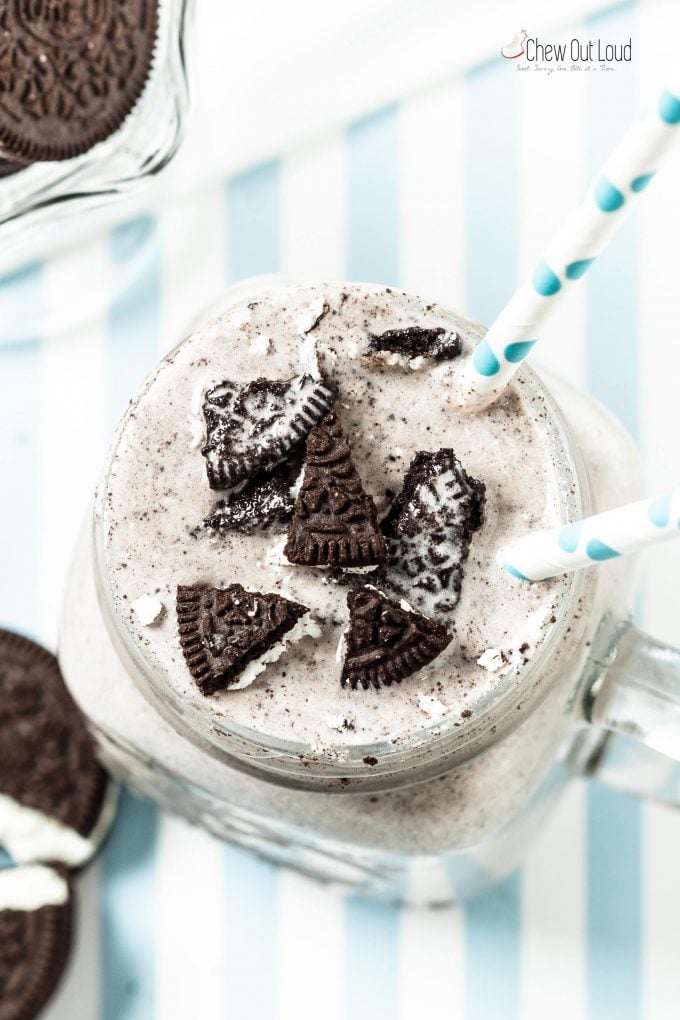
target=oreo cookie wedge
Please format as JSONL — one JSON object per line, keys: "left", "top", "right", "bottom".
{"left": 340, "top": 586, "right": 452, "bottom": 690}
{"left": 367, "top": 326, "right": 461, "bottom": 369}
{"left": 284, "top": 410, "right": 387, "bottom": 568}
{"left": 0, "top": 0, "right": 159, "bottom": 163}
{"left": 177, "top": 584, "right": 320, "bottom": 695}
{"left": 201, "top": 374, "right": 336, "bottom": 489}
{"left": 202, "top": 465, "right": 295, "bottom": 536}
{"left": 0, "top": 865, "right": 73, "bottom": 1020}
{"left": 382, "top": 450, "right": 485, "bottom": 617}
{"left": 0, "top": 630, "right": 117, "bottom": 869}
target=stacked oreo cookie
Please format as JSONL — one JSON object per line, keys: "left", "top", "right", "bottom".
{"left": 0, "top": 1, "right": 159, "bottom": 176}
{"left": 179, "top": 326, "right": 486, "bottom": 695}
{"left": 0, "top": 630, "right": 117, "bottom": 1019}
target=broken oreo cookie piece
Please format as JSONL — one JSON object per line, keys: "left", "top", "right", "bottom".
{"left": 340, "top": 586, "right": 452, "bottom": 690}
{"left": 177, "top": 584, "right": 319, "bottom": 695}
{"left": 284, "top": 411, "right": 387, "bottom": 569}
{"left": 202, "top": 466, "right": 295, "bottom": 536}
{"left": 367, "top": 326, "right": 461, "bottom": 367}
{"left": 382, "top": 449, "right": 485, "bottom": 617}
{"left": 201, "top": 374, "right": 336, "bottom": 489}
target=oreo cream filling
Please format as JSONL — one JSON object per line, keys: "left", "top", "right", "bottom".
{"left": 230, "top": 613, "right": 322, "bottom": 690}
{"left": 0, "top": 865, "right": 69, "bottom": 912}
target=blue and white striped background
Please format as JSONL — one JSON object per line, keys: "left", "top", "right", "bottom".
{"left": 1, "top": 2, "right": 680, "bottom": 1017}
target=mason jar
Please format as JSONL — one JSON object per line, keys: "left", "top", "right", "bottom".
{"left": 58, "top": 278, "right": 680, "bottom": 907}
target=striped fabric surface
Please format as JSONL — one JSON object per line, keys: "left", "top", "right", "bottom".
{"left": 1, "top": 2, "right": 680, "bottom": 1018}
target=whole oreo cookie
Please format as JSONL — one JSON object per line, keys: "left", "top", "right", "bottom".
{"left": 0, "top": 629, "right": 116, "bottom": 868}
{"left": 0, "top": 865, "right": 74, "bottom": 1020}
{"left": 0, "top": 0, "right": 159, "bottom": 163}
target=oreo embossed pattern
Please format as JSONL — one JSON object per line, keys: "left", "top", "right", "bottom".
{"left": 0, "top": 0, "right": 159, "bottom": 164}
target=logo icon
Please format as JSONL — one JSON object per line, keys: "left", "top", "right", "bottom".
{"left": 501, "top": 29, "right": 528, "bottom": 59}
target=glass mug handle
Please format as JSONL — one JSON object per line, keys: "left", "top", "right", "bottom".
{"left": 582, "top": 616, "right": 680, "bottom": 804}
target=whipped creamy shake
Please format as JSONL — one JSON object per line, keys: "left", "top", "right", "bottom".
{"left": 60, "top": 278, "right": 644, "bottom": 902}
{"left": 98, "top": 282, "right": 570, "bottom": 753}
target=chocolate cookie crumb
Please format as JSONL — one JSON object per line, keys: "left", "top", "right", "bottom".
{"left": 368, "top": 326, "right": 461, "bottom": 363}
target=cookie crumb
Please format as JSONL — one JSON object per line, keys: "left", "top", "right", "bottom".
{"left": 417, "top": 695, "right": 448, "bottom": 721}
{"left": 131, "top": 595, "right": 164, "bottom": 627}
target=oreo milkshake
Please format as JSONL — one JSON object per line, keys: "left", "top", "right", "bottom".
{"left": 60, "top": 280, "right": 643, "bottom": 903}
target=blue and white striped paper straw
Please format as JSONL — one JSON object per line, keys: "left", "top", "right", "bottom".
{"left": 502, "top": 487, "right": 680, "bottom": 582}
{"left": 460, "top": 83, "right": 680, "bottom": 409}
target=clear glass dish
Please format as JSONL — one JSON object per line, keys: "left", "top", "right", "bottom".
{"left": 0, "top": 0, "right": 192, "bottom": 250}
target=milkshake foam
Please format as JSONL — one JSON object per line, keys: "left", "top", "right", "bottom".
{"left": 97, "top": 281, "right": 571, "bottom": 756}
